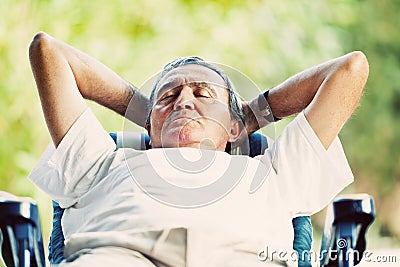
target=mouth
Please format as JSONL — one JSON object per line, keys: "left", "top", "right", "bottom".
{"left": 171, "top": 116, "right": 195, "bottom": 125}
{"left": 168, "top": 113, "right": 201, "bottom": 126}
{"left": 175, "top": 115, "right": 193, "bottom": 120}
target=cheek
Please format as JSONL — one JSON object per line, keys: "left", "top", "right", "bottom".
{"left": 152, "top": 105, "right": 169, "bottom": 120}
{"left": 150, "top": 106, "right": 172, "bottom": 131}
{"left": 199, "top": 114, "right": 231, "bottom": 140}
{"left": 150, "top": 106, "right": 167, "bottom": 133}
{"left": 202, "top": 104, "right": 231, "bottom": 127}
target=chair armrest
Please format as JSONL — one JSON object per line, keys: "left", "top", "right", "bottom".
{"left": 293, "top": 216, "right": 312, "bottom": 267}
{"left": 320, "top": 194, "right": 375, "bottom": 267}
{"left": 0, "top": 198, "right": 45, "bottom": 267}
{"left": 48, "top": 201, "right": 65, "bottom": 264}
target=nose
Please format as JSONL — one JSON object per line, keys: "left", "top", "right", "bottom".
{"left": 173, "top": 85, "right": 195, "bottom": 111}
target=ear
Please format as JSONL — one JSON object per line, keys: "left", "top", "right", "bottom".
{"left": 228, "top": 119, "right": 242, "bottom": 143}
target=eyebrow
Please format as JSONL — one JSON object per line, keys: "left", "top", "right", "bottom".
{"left": 156, "top": 79, "right": 183, "bottom": 98}
{"left": 156, "top": 80, "right": 222, "bottom": 99}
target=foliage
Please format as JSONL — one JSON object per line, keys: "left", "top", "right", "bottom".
{"left": 1, "top": 0, "right": 399, "bottom": 253}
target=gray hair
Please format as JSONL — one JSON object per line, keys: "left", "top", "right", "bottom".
{"left": 146, "top": 56, "right": 244, "bottom": 126}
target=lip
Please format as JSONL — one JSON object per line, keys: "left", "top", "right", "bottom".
{"left": 172, "top": 116, "right": 195, "bottom": 124}
{"left": 174, "top": 115, "right": 193, "bottom": 120}
{"left": 168, "top": 113, "right": 200, "bottom": 125}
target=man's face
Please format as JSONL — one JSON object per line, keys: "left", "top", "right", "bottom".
{"left": 147, "top": 64, "right": 240, "bottom": 151}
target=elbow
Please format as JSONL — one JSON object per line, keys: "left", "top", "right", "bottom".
{"left": 29, "top": 32, "right": 51, "bottom": 62}
{"left": 347, "top": 51, "right": 369, "bottom": 74}
{"left": 341, "top": 51, "right": 369, "bottom": 95}
{"left": 30, "top": 32, "right": 50, "bottom": 47}
{"left": 345, "top": 51, "right": 370, "bottom": 82}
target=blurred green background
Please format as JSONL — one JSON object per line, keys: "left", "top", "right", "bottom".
{"left": 1, "top": 0, "right": 399, "bottom": 262}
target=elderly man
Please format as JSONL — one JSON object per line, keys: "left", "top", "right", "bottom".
{"left": 28, "top": 32, "right": 368, "bottom": 266}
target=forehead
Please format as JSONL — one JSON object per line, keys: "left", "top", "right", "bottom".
{"left": 155, "top": 64, "right": 228, "bottom": 94}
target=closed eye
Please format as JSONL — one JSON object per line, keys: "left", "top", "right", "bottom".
{"left": 195, "top": 89, "right": 212, "bottom": 98}
{"left": 157, "top": 87, "right": 182, "bottom": 103}
{"left": 160, "top": 94, "right": 177, "bottom": 102}
{"left": 190, "top": 82, "right": 217, "bottom": 99}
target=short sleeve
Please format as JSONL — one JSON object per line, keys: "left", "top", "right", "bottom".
{"left": 28, "top": 108, "right": 116, "bottom": 208}
{"left": 258, "top": 111, "right": 354, "bottom": 217}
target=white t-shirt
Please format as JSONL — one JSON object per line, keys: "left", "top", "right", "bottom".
{"left": 29, "top": 109, "right": 353, "bottom": 266}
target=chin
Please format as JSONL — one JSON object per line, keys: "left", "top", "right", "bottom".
{"left": 160, "top": 126, "right": 225, "bottom": 150}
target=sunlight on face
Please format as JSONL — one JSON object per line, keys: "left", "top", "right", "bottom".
{"left": 148, "top": 64, "right": 240, "bottom": 151}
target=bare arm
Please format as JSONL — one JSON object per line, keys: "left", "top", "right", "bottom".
{"left": 29, "top": 32, "right": 149, "bottom": 147}
{"left": 245, "top": 51, "right": 369, "bottom": 149}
